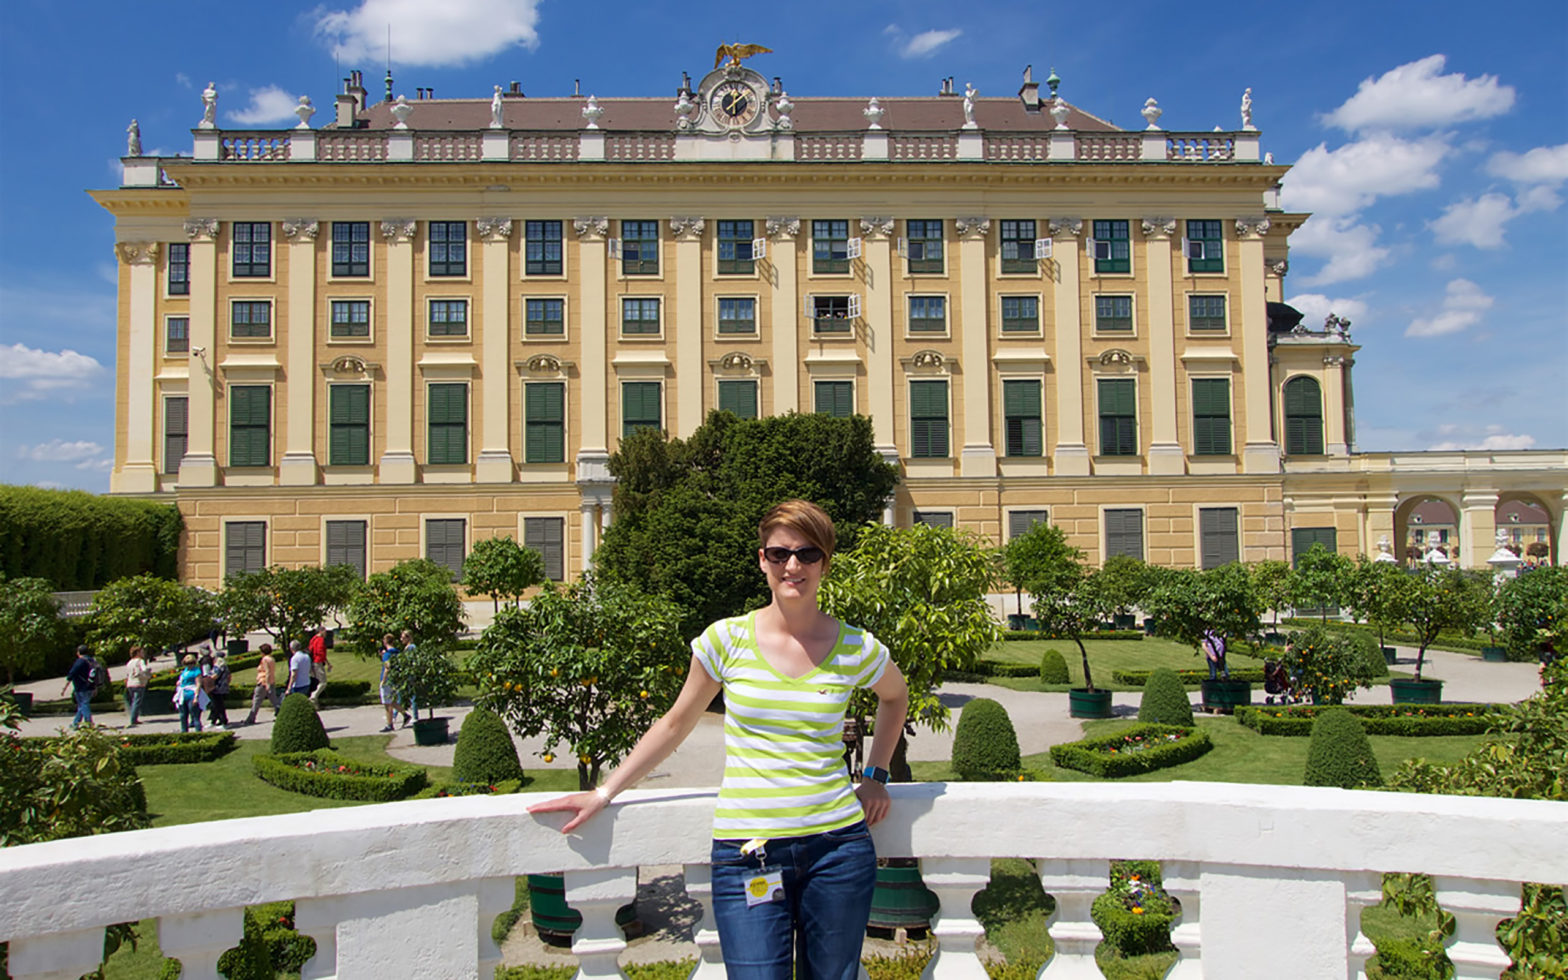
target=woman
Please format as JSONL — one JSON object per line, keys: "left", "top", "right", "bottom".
{"left": 174, "top": 654, "right": 203, "bottom": 733}
{"left": 123, "top": 645, "right": 152, "bottom": 726}
{"left": 378, "top": 633, "right": 401, "bottom": 733}
{"left": 530, "top": 500, "right": 909, "bottom": 980}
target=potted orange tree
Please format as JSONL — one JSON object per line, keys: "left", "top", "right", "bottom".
{"left": 1006, "top": 523, "right": 1116, "bottom": 718}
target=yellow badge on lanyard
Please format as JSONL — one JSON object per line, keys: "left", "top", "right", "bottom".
{"left": 739, "top": 838, "right": 783, "bottom": 907}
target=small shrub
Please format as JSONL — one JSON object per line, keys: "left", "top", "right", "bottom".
{"left": 951, "top": 698, "right": 1021, "bottom": 780}
{"left": 1038, "top": 649, "right": 1070, "bottom": 684}
{"left": 453, "top": 707, "right": 525, "bottom": 785}
{"left": 1236, "top": 704, "right": 1504, "bottom": 737}
{"left": 270, "top": 693, "right": 330, "bottom": 755}
{"left": 1090, "top": 861, "right": 1177, "bottom": 958}
{"left": 1303, "top": 708, "right": 1383, "bottom": 788}
{"left": 1349, "top": 630, "right": 1390, "bottom": 679}
{"left": 1112, "top": 668, "right": 1266, "bottom": 686}
{"left": 411, "top": 778, "right": 524, "bottom": 800}
{"left": 1136, "top": 669, "right": 1194, "bottom": 726}
{"left": 252, "top": 749, "right": 427, "bottom": 801}
{"left": 1050, "top": 725, "right": 1212, "bottom": 778}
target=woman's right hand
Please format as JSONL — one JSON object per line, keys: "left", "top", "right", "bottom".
{"left": 527, "top": 792, "right": 607, "bottom": 834}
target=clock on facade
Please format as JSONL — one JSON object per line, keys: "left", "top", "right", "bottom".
{"left": 711, "top": 82, "right": 758, "bottom": 127}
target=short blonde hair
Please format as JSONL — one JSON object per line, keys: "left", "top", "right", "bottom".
{"left": 758, "top": 500, "right": 836, "bottom": 559}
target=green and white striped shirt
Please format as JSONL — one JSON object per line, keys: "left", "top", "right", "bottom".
{"left": 693, "top": 611, "right": 891, "bottom": 839}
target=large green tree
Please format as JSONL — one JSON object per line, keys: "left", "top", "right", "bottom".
{"left": 460, "top": 536, "right": 546, "bottom": 612}
{"left": 344, "top": 559, "right": 466, "bottom": 653}
{"left": 1496, "top": 566, "right": 1568, "bottom": 661}
{"left": 0, "top": 575, "right": 65, "bottom": 686}
{"left": 1248, "top": 559, "right": 1294, "bottom": 630}
{"left": 1006, "top": 523, "right": 1113, "bottom": 692}
{"left": 1144, "top": 563, "right": 1265, "bottom": 667}
{"left": 1340, "top": 557, "right": 1413, "bottom": 653}
{"left": 593, "top": 411, "right": 899, "bottom": 637}
{"left": 87, "top": 574, "right": 216, "bottom": 661}
{"left": 219, "top": 564, "right": 362, "bottom": 648}
{"left": 1401, "top": 565, "right": 1492, "bottom": 681}
{"left": 1290, "top": 543, "right": 1354, "bottom": 622}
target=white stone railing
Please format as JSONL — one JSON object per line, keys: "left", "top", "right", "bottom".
{"left": 1076, "top": 133, "right": 1143, "bottom": 162}
{"left": 985, "top": 135, "right": 1052, "bottom": 162}
{"left": 5, "top": 783, "right": 1565, "bottom": 979}
{"left": 219, "top": 133, "right": 290, "bottom": 161}
{"left": 512, "top": 133, "right": 580, "bottom": 161}
{"left": 1168, "top": 134, "right": 1236, "bottom": 161}
{"left": 890, "top": 135, "right": 958, "bottom": 161}
{"left": 415, "top": 133, "right": 484, "bottom": 162}
{"left": 797, "top": 134, "right": 864, "bottom": 161}
{"left": 316, "top": 132, "right": 389, "bottom": 162}
{"left": 605, "top": 133, "right": 676, "bottom": 161}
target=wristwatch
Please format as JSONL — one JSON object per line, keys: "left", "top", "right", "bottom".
{"left": 862, "top": 765, "right": 891, "bottom": 784}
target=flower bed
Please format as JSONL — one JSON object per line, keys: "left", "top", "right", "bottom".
{"left": 410, "top": 778, "right": 524, "bottom": 800}
{"left": 252, "top": 749, "right": 427, "bottom": 801}
{"left": 1090, "top": 861, "right": 1178, "bottom": 957}
{"left": 1112, "top": 668, "right": 1265, "bottom": 687}
{"left": 26, "top": 731, "right": 238, "bottom": 765}
{"left": 1235, "top": 704, "right": 1506, "bottom": 737}
{"left": 1050, "top": 723, "right": 1212, "bottom": 778}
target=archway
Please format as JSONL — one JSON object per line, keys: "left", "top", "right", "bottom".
{"left": 1496, "top": 493, "right": 1558, "bottom": 566}
{"left": 1393, "top": 495, "right": 1460, "bottom": 565}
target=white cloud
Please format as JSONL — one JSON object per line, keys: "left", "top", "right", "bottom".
{"left": 315, "top": 0, "right": 542, "bottom": 68}
{"left": 175, "top": 73, "right": 193, "bottom": 90}
{"left": 0, "top": 343, "right": 107, "bottom": 401}
{"left": 1323, "top": 55, "right": 1515, "bottom": 133}
{"left": 1286, "top": 293, "right": 1370, "bottom": 327}
{"left": 1427, "top": 426, "right": 1537, "bottom": 451}
{"left": 1429, "top": 193, "right": 1518, "bottom": 249}
{"left": 228, "top": 85, "right": 302, "bottom": 126}
{"left": 1281, "top": 134, "right": 1449, "bottom": 215}
{"left": 1406, "top": 278, "right": 1493, "bottom": 338}
{"left": 1289, "top": 216, "right": 1391, "bottom": 286}
{"left": 1485, "top": 143, "right": 1568, "bottom": 184}
{"left": 18, "top": 439, "right": 107, "bottom": 463}
{"left": 884, "top": 25, "right": 962, "bottom": 59}
{"left": 1430, "top": 253, "right": 1457, "bottom": 271}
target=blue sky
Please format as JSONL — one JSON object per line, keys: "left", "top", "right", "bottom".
{"left": 1, "top": 0, "right": 1564, "bottom": 491}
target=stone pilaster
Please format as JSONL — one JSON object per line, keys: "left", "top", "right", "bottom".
{"left": 1141, "top": 217, "right": 1185, "bottom": 474}
{"left": 115, "top": 241, "right": 160, "bottom": 492}
{"left": 671, "top": 217, "right": 705, "bottom": 437}
{"left": 1048, "top": 217, "right": 1090, "bottom": 474}
{"left": 861, "top": 216, "right": 897, "bottom": 458}
{"left": 1236, "top": 216, "right": 1280, "bottom": 473}
{"left": 178, "top": 218, "right": 220, "bottom": 487}
{"left": 766, "top": 217, "right": 800, "bottom": 414}
{"left": 1459, "top": 490, "right": 1499, "bottom": 570}
{"left": 378, "top": 218, "right": 418, "bottom": 483}
{"left": 475, "top": 217, "right": 516, "bottom": 482}
{"left": 280, "top": 219, "right": 320, "bottom": 485}
{"left": 955, "top": 217, "right": 995, "bottom": 476}
{"left": 573, "top": 217, "right": 611, "bottom": 484}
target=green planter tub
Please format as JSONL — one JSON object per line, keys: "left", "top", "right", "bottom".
{"left": 1481, "top": 646, "right": 1509, "bottom": 663}
{"left": 411, "top": 717, "right": 450, "bottom": 746}
{"left": 527, "top": 873, "right": 640, "bottom": 943}
{"left": 868, "top": 860, "right": 939, "bottom": 937}
{"left": 1381, "top": 647, "right": 1398, "bottom": 666}
{"left": 1390, "top": 678, "right": 1444, "bottom": 704}
{"left": 1200, "top": 679, "right": 1252, "bottom": 714}
{"left": 1068, "top": 688, "right": 1114, "bottom": 719}
{"left": 2, "top": 690, "right": 32, "bottom": 716}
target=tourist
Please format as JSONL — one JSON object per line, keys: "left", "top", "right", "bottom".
{"left": 378, "top": 633, "right": 401, "bottom": 733}
{"left": 175, "top": 654, "right": 203, "bottom": 732}
{"left": 207, "top": 651, "right": 232, "bottom": 729}
{"left": 244, "top": 642, "right": 281, "bottom": 724}
{"left": 60, "top": 645, "right": 96, "bottom": 729}
{"left": 285, "top": 640, "right": 312, "bottom": 697}
{"left": 123, "top": 645, "right": 153, "bottom": 726}
{"left": 1202, "top": 629, "right": 1229, "bottom": 680}
{"left": 397, "top": 629, "right": 417, "bottom": 726}
{"left": 530, "top": 500, "right": 909, "bottom": 980}
{"left": 308, "top": 627, "right": 331, "bottom": 704}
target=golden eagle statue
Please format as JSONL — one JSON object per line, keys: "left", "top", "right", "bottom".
{"left": 715, "top": 43, "right": 772, "bottom": 68}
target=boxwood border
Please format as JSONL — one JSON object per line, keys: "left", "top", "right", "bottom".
{"left": 1113, "top": 668, "right": 1266, "bottom": 687}
{"left": 1050, "top": 723, "right": 1212, "bottom": 777}
{"left": 252, "top": 749, "right": 427, "bottom": 801}
{"left": 26, "top": 731, "right": 237, "bottom": 765}
{"left": 1235, "top": 703, "right": 1506, "bottom": 737}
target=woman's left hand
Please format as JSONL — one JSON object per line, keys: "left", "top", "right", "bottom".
{"left": 855, "top": 780, "right": 891, "bottom": 827}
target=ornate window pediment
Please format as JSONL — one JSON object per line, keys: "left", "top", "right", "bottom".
{"left": 515, "top": 353, "right": 576, "bottom": 378}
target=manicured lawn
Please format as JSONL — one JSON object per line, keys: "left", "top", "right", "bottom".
{"left": 975, "top": 637, "right": 1269, "bottom": 692}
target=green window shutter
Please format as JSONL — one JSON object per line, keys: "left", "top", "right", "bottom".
{"left": 225, "top": 522, "right": 265, "bottom": 578}
{"left": 163, "top": 397, "right": 188, "bottom": 474}
{"left": 622, "top": 382, "right": 661, "bottom": 438}
{"left": 718, "top": 380, "right": 758, "bottom": 419}
{"left": 1008, "top": 510, "right": 1048, "bottom": 541}
{"left": 329, "top": 384, "right": 370, "bottom": 466}
{"left": 1199, "top": 508, "right": 1239, "bottom": 569}
{"left": 425, "top": 519, "right": 466, "bottom": 579}
{"left": 1283, "top": 377, "right": 1324, "bottom": 455}
{"left": 909, "top": 380, "right": 948, "bottom": 458}
{"left": 525, "top": 382, "right": 566, "bottom": 464}
{"left": 325, "top": 520, "right": 367, "bottom": 579}
{"left": 1192, "top": 378, "right": 1231, "bottom": 456}
{"left": 1003, "top": 379, "right": 1042, "bottom": 457}
{"left": 427, "top": 384, "right": 468, "bottom": 465}
{"left": 229, "top": 386, "right": 271, "bottom": 467}
{"left": 524, "top": 517, "right": 566, "bottom": 580}
{"left": 1098, "top": 379, "right": 1136, "bottom": 456}
{"left": 815, "top": 381, "right": 852, "bottom": 417}
{"left": 1105, "top": 508, "right": 1144, "bottom": 560}
{"left": 1291, "top": 527, "right": 1337, "bottom": 563}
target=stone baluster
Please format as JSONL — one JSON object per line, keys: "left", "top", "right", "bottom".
{"left": 1343, "top": 871, "right": 1382, "bottom": 980}
{"left": 294, "top": 896, "right": 339, "bottom": 980}
{"left": 1037, "top": 858, "right": 1106, "bottom": 978}
{"left": 565, "top": 866, "right": 639, "bottom": 980}
{"left": 922, "top": 857, "right": 991, "bottom": 980}
{"left": 5, "top": 927, "right": 107, "bottom": 980}
{"left": 1432, "top": 877, "right": 1520, "bottom": 979}
{"left": 1160, "top": 860, "right": 1203, "bottom": 978}
{"left": 477, "top": 877, "right": 523, "bottom": 980}
{"left": 682, "top": 863, "right": 726, "bottom": 980}
{"left": 159, "top": 908, "right": 246, "bottom": 979}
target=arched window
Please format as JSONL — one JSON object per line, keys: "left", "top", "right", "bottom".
{"left": 1284, "top": 376, "right": 1324, "bottom": 455}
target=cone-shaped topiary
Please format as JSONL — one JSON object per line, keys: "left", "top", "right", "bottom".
{"left": 1303, "top": 707, "right": 1383, "bottom": 789}
{"left": 271, "top": 693, "right": 330, "bottom": 755}
{"left": 1351, "top": 631, "right": 1390, "bottom": 679}
{"left": 951, "top": 697, "right": 1021, "bottom": 780}
{"left": 1137, "top": 668, "right": 1194, "bottom": 726}
{"left": 1039, "top": 648, "right": 1070, "bottom": 684}
{"left": 452, "top": 707, "right": 525, "bottom": 785}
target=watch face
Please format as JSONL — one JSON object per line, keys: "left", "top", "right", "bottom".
{"left": 712, "top": 83, "right": 757, "bottom": 126}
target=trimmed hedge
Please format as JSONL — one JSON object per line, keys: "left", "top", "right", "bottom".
{"left": 1235, "top": 703, "right": 1506, "bottom": 737}
{"left": 1113, "top": 668, "right": 1266, "bottom": 686}
{"left": 1050, "top": 723, "right": 1212, "bottom": 777}
{"left": 411, "top": 778, "right": 524, "bottom": 800}
{"left": 270, "top": 693, "right": 330, "bottom": 755}
{"left": 453, "top": 707, "right": 525, "bottom": 785}
{"left": 1038, "top": 649, "right": 1070, "bottom": 684}
{"left": 0, "top": 485, "right": 182, "bottom": 588}
{"left": 111, "top": 731, "right": 237, "bottom": 765}
{"left": 1089, "top": 861, "right": 1177, "bottom": 957}
{"left": 951, "top": 698, "right": 1021, "bottom": 780}
{"left": 1137, "top": 669, "right": 1194, "bottom": 727}
{"left": 252, "top": 749, "right": 428, "bottom": 801}
{"left": 1279, "top": 617, "right": 1490, "bottom": 654}
{"left": 1303, "top": 708, "right": 1382, "bottom": 788}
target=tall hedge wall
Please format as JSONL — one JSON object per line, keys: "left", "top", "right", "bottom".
{"left": 0, "top": 486, "right": 181, "bottom": 588}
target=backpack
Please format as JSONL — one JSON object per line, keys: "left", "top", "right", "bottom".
{"left": 213, "top": 663, "right": 231, "bottom": 695}
{"left": 88, "top": 659, "right": 111, "bottom": 693}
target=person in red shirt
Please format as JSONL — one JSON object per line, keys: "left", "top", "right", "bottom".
{"left": 308, "top": 628, "right": 331, "bottom": 704}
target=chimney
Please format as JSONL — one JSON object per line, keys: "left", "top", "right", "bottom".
{"left": 1018, "top": 64, "right": 1041, "bottom": 112}
{"left": 573, "top": 78, "right": 581, "bottom": 97}
{"left": 347, "top": 70, "right": 367, "bottom": 114}
{"left": 336, "top": 74, "right": 360, "bottom": 127}
{"left": 508, "top": 81, "right": 523, "bottom": 97}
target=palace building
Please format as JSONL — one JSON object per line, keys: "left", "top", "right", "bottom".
{"left": 94, "top": 62, "right": 1565, "bottom": 590}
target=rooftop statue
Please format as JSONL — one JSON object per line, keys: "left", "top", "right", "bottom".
{"left": 200, "top": 82, "right": 217, "bottom": 129}
{"left": 715, "top": 42, "right": 772, "bottom": 68}
{"left": 126, "top": 119, "right": 142, "bottom": 157}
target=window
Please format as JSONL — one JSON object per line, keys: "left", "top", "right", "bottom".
{"left": 524, "top": 517, "right": 566, "bottom": 581}
{"left": 622, "top": 382, "right": 662, "bottom": 439}
{"left": 325, "top": 520, "right": 367, "bottom": 579}
{"left": 621, "top": 297, "right": 661, "bottom": 335}
{"left": 718, "top": 297, "right": 756, "bottom": 334}
{"left": 1188, "top": 294, "right": 1227, "bottom": 332}
{"left": 525, "top": 220, "right": 563, "bottom": 275}
{"left": 815, "top": 380, "right": 853, "bottom": 418}
{"left": 166, "top": 317, "right": 189, "bottom": 354}
{"left": 913, "top": 511, "right": 954, "bottom": 528}
{"left": 428, "top": 299, "right": 469, "bottom": 338}
{"left": 904, "top": 219, "right": 943, "bottom": 274}
{"left": 525, "top": 298, "right": 564, "bottom": 336}
{"left": 1284, "top": 376, "right": 1325, "bottom": 456}
{"left": 812, "top": 295, "right": 855, "bottom": 334}
{"left": 1199, "top": 507, "right": 1240, "bottom": 569}
{"left": 163, "top": 397, "right": 187, "bottom": 474}
{"left": 228, "top": 385, "right": 271, "bottom": 467}
{"left": 908, "top": 296, "right": 946, "bottom": 334}
{"left": 1097, "top": 379, "right": 1137, "bottom": 456}
{"left": 329, "top": 384, "right": 370, "bottom": 466}
{"left": 1105, "top": 509, "right": 1145, "bottom": 560}
{"left": 426, "top": 383, "right": 468, "bottom": 465}
{"left": 1008, "top": 510, "right": 1049, "bottom": 541}
{"left": 1003, "top": 379, "right": 1043, "bottom": 457}
{"left": 231, "top": 222, "right": 271, "bottom": 277}
{"left": 1185, "top": 220, "right": 1224, "bottom": 274}
{"left": 1192, "top": 378, "right": 1232, "bottom": 455}
{"left": 621, "top": 220, "right": 659, "bottom": 275}
{"left": 1095, "top": 295, "right": 1133, "bottom": 333}
{"left": 330, "top": 300, "right": 370, "bottom": 338}
{"left": 425, "top": 519, "right": 466, "bottom": 580}
{"left": 167, "top": 242, "right": 189, "bottom": 295}
{"left": 230, "top": 300, "right": 272, "bottom": 339}
{"left": 331, "top": 222, "right": 370, "bottom": 277}
{"left": 717, "top": 220, "right": 755, "bottom": 275}
{"left": 225, "top": 522, "right": 266, "bottom": 578}
{"left": 428, "top": 221, "right": 467, "bottom": 277}
{"left": 1001, "top": 296, "right": 1039, "bottom": 333}
{"left": 1091, "top": 219, "right": 1130, "bottom": 274}
{"left": 524, "top": 382, "right": 565, "bottom": 464}
{"left": 718, "top": 380, "right": 758, "bottom": 419}
{"left": 1292, "top": 527, "right": 1339, "bottom": 616}
{"left": 909, "top": 380, "right": 949, "bottom": 458}
{"left": 1000, "top": 220, "right": 1038, "bottom": 274}
{"left": 812, "top": 220, "right": 850, "bottom": 274}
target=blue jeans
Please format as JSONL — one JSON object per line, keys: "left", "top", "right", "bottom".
{"left": 709, "top": 822, "right": 877, "bottom": 980}
{"left": 125, "top": 687, "right": 146, "bottom": 725}
{"left": 71, "top": 689, "right": 94, "bottom": 728}
{"left": 179, "top": 698, "right": 203, "bottom": 732}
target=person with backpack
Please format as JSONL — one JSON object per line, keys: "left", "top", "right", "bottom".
{"left": 60, "top": 645, "right": 98, "bottom": 729}
{"left": 207, "top": 651, "right": 232, "bottom": 729}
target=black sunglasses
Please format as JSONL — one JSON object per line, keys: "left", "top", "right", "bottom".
{"left": 762, "top": 545, "right": 826, "bottom": 565}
